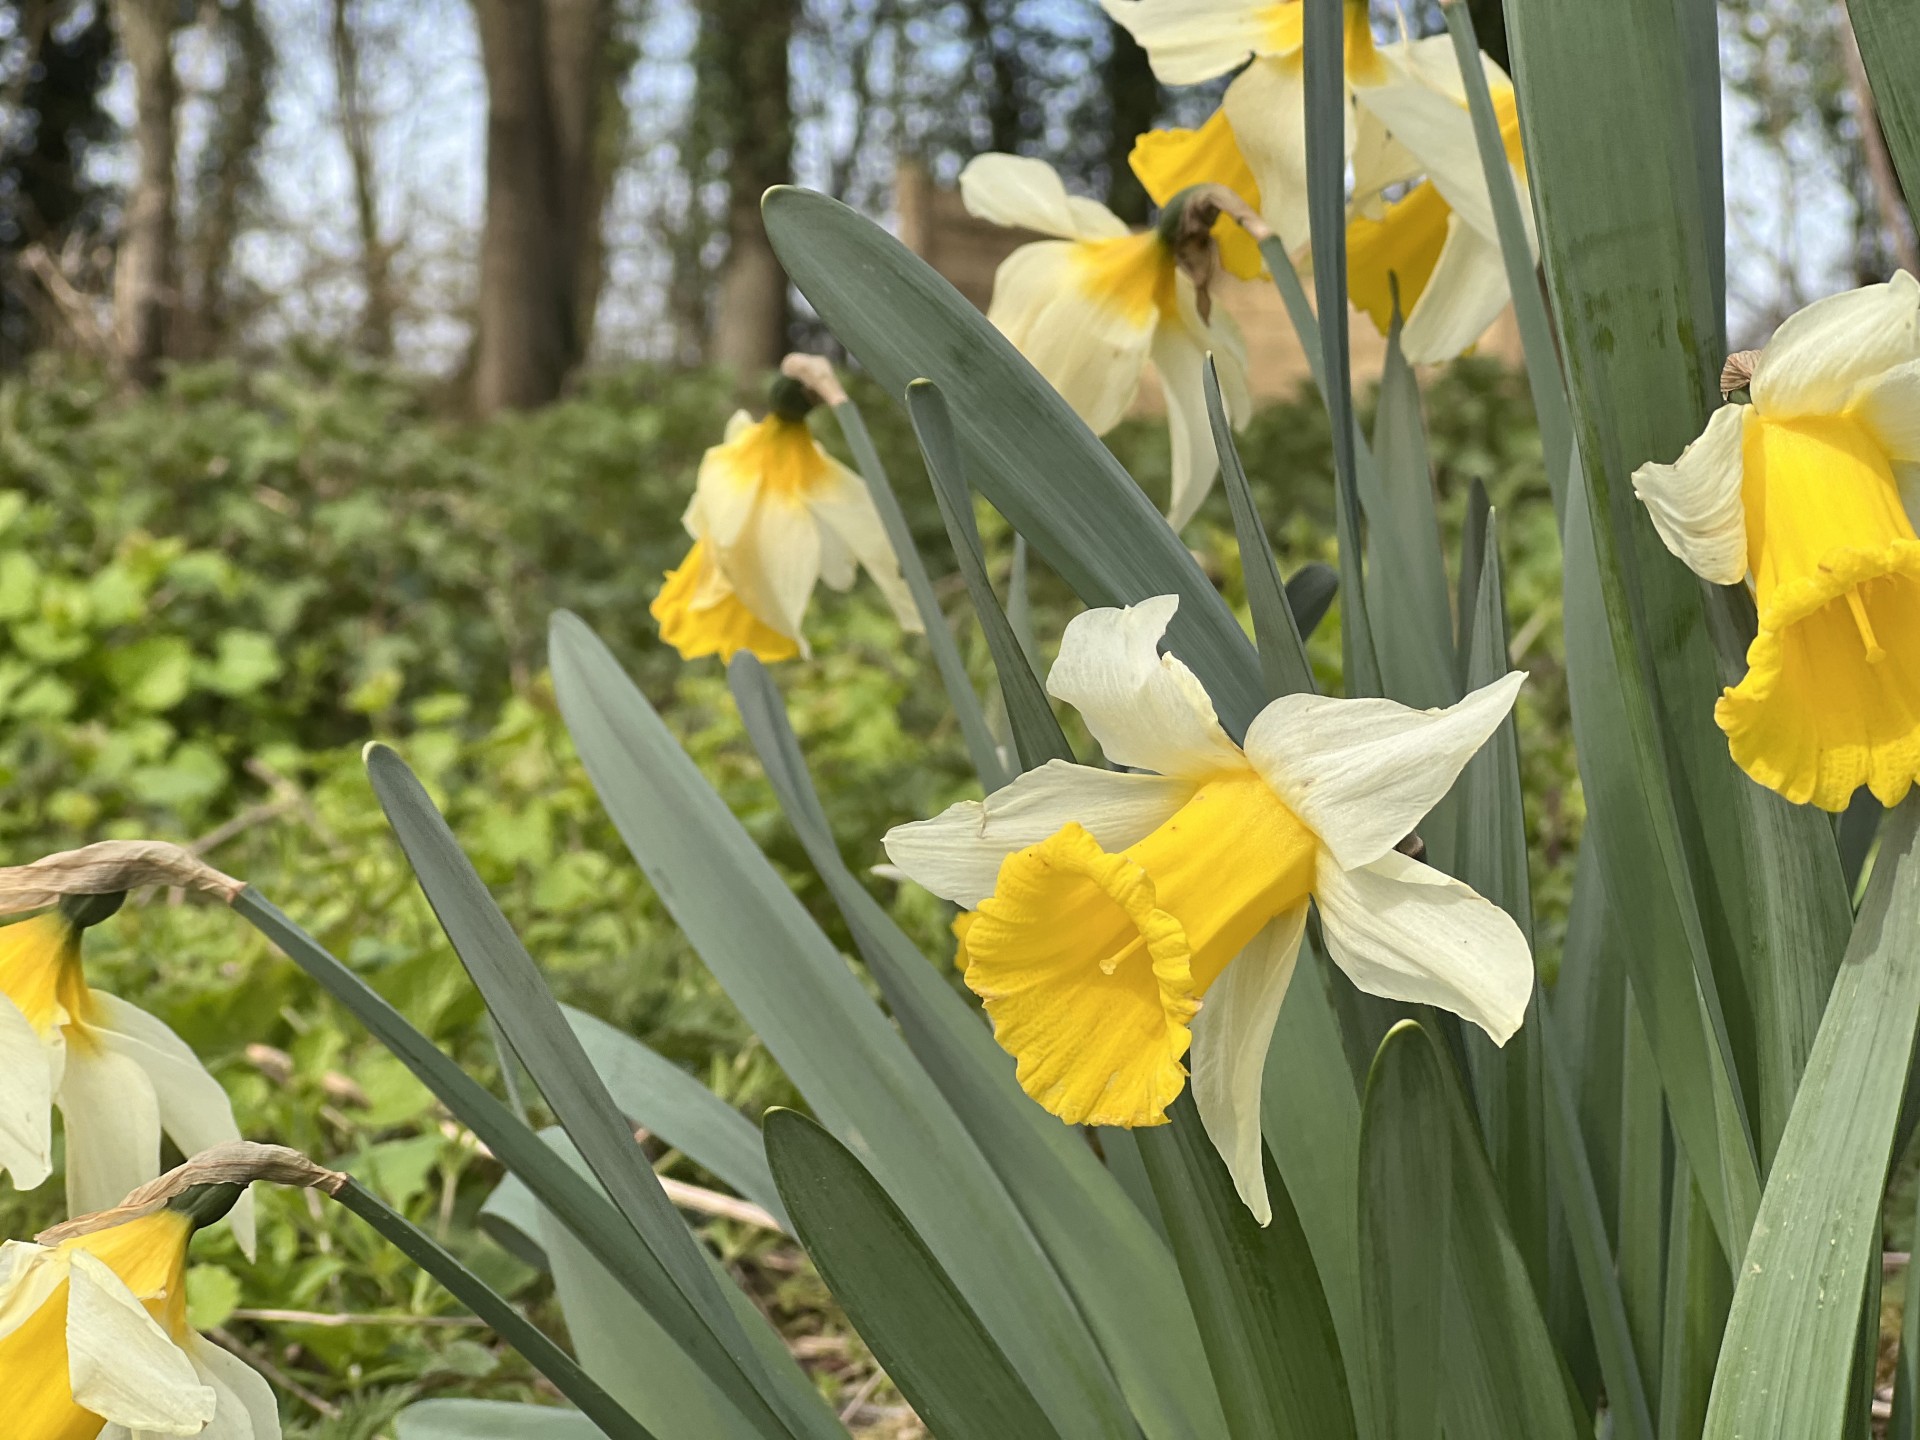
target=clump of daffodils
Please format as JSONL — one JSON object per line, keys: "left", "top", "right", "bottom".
{"left": 884, "top": 596, "right": 1534, "bottom": 1221}
{"left": 1108, "top": 0, "right": 1536, "bottom": 364}
{"left": 652, "top": 374, "right": 922, "bottom": 663}
{"left": 2, "top": 1179, "right": 279, "bottom": 1439}
{"left": 0, "top": 892, "right": 252, "bottom": 1254}
{"left": 1633, "top": 272, "right": 1920, "bottom": 810}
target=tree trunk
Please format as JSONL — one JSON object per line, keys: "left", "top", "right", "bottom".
{"left": 331, "top": 0, "right": 392, "bottom": 357}
{"left": 183, "top": 0, "right": 272, "bottom": 359}
{"left": 705, "top": 0, "right": 793, "bottom": 378}
{"left": 469, "top": 0, "right": 611, "bottom": 414}
{"left": 109, "top": 0, "right": 179, "bottom": 387}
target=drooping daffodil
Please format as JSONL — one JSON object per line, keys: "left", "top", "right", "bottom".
{"left": 883, "top": 596, "right": 1534, "bottom": 1221}
{"left": 1632, "top": 272, "right": 1920, "bottom": 810}
{"left": 1, "top": 1180, "right": 278, "bottom": 1440}
{"left": 1103, "top": 0, "right": 1384, "bottom": 254}
{"left": 959, "top": 153, "right": 1252, "bottom": 530}
{"left": 0, "top": 894, "right": 253, "bottom": 1256}
{"left": 652, "top": 376, "right": 921, "bottom": 663}
{"left": 1129, "top": 108, "right": 1270, "bottom": 284}
{"left": 1344, "top": 35, "right": 1534, "bottom": 363}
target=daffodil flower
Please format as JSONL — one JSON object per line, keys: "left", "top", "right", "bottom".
{"left": 959, "top": 153, "right": 1252, "bottom": 530}
{"left": 1343, "top": 36, "right": 1534, "bottom": 363}
{"left": 0, "top": 897, "right": 253, "bottom": 1256}
{"left": 883, "top": 596, "right": 1534, "bottom": 1220}
{"left": 1632, "top": 272, "right": 1920, "bottom": 810}
{"left": 1130, "top": 109, "right": 1270, "bottom": 283}
{"left": 1, "top": 1184, "right": 277, "bottom": 1440}
{"left": 652, "top": 383, "right": 921, "bottom": 663}
{"left": 1102, "top": 0, "right": 1385, "bottom": 252}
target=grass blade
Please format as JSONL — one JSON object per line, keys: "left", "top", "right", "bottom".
{"left": 551, "top": 610, "right": 1139, "bottom": 1439}
{"left": 765, "top": 1109, "right": 1062, "bottom": 1440}
{"left": 1360, "top": 1021, "right": 1584, "bottom": 1440}
{"left": 1367, "top": 322, "right": 1458, "bottom": 710}
{"left": 907, "top": 378, "right": 1073, "bottom": 769}
{"left": 1657, "top": 1158, "right": 1733, "bottom": 1440}
{"left": 1849, "top": 0, "right": 1920, "bottom": 234}
{"left": 397, "top": 1400, "right": 605, "bottom": 1439}
{"left": 728, "top": 652, "right": 1228, "bottom": 1440}
{"left": 1206, "top": 356, "right": 1314, "bottom": 700}
{"left": 1439, "top": 0, "right": 1574, "bottom": 511}
{"left": 232, "top": 887, "right": 785, "bottom": 1432}
{"left": 1704, "top": 798, "right": 1920, "bottom": 1440}
{"left": 333, "top": 1177, "right": 654, "bottom": 1440}
{"left": 1136, "top": 1096, "right": 1356, "bottom": 1440}
{"left": 363, "top": 745, "right": 825, "bottom": 1439}
{"left": 828, "top": 394, "right": 1009, "bottom": 790}
{"left": 561, "top": 1005, "right": 790, "bottom": 1231}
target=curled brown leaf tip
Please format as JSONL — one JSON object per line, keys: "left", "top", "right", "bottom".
{"left": 780, "top": 353, "right": 847, "bottom": 408}
{"left": 1721, "top": 350, "right": 1759, "bottom": 399}
{"left": 37, "top": 1142, "right": 349, "bottom": 1244}
{"left": 0, "top": 840, "right": 244, "bottom": 915}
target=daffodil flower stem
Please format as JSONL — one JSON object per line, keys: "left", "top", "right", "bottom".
{"left": 330, "top": 1175, "right": 659, "bottom": 1440}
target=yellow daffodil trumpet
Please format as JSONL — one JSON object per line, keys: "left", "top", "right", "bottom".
{"left": 884, "top": 595, "right": 1534, "bottom": 1223}
{"left": 959, "top": 154, "right": 1252, "bottom": 530}
{"left": 652, "top": 375, "right": 922, "bottom": 663}
{"left": 1343, "top": 36, "right": 1534, "bottom": 363}
{"left": 1, "top": 1176, "right": 280, "bottom": 1440}
{"left": 0, "top": 890, "right": 252, "bottom": 1255}
{"left": 1633, "top": 272, "right": 1920, "bottom": 810}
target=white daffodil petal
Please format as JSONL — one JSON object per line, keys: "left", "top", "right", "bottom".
{"left": 1399, "top": 219, "right": 1512, "bottom": 365}
{"left": 58, "top": 1037, "right": 163, "bottom": 1220}
{"left": 1630, "top": 402, "right": 1749, "bottom": 585}
{"left": 1850, "top": 358, "right": 1920, "bottom": 463}
{"left": 0, "top": 994, "right": 52, "bottom": 1192}
{"left": 718, "top": 494, "right": 820, "bottom": 645}
{"left": 1315, "top": 850, "right": 1533, "bottom": 1043}
{"left": 959, "top": 154, "right": 1129, "bottom": 242}
{"left": 1247, "top": 670, "right": 1526, "bottom": 869}
{"left": 191, "top": 1333, "right": 282, "bottom": 1440}
{"left": 1152, "top": 300, "right": 1223, "bottom": 532}
{"left": 690, "top": 437, "right": 766, "bottom": 551}
{"left": 882, "top": 759, "right": 1197, "bottom": 906}
{"left": 1190, "top": 904, "right": 1309, "bottom": 1226}
{"left": 1223, "top": 59, "right": 1312, "bottom": 253}
{"left": 1359, "top": 41, "right": 1499, "bottom": 242}
{"left": 1101, "top": 0, "right": 1289, "bottom": 85}
{"left": 87, "top": 994, "right": 254, "bottom": 1259}
{"left": 989, "top": 241, "right": 1160, "bottom": 435}
{"left": 0, "top": 1241, "right": 67, "bottom": 1344}
{"left": 806, "top": 459, "right": 923, "bottom": 632}
{"left": 66, "top": 1250, "right": 216, "bottom": 1435}
{"left": 1751, "top": 270, "right": 1920, "bottom": 418}
{"left": 1047, "top": 595, "right": 1248, "bottom": 778}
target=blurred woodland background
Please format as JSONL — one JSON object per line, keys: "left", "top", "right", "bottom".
{"left": 1, "top": 0, "right": 1913, "bottom": 397}
{"left": 0, "top": 2, "right": 1915, "bottom": 1435}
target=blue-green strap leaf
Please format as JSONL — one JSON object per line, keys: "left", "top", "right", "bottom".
{"left": 765, "top": 1108, "right": 1063, "bottom": 1440}
{"left": 907, "top": 378, "right": 1072, "bottom": 770}
{"left": 828, "top": 394, "right": 1009, "bottom": 791}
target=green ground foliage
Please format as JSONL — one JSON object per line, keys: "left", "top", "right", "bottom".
{"left": 0, "top": 351, "right": 1568, "bottom": 1434}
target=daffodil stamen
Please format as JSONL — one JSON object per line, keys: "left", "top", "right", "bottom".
{"left": 1846, "top": 588, "right": 1888, "bottom": 663}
